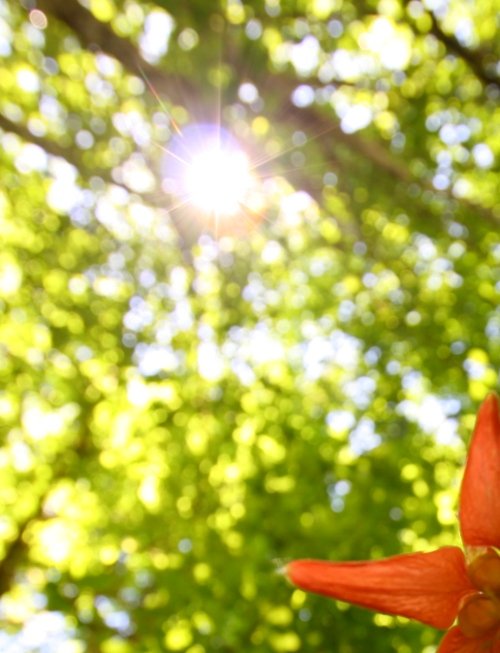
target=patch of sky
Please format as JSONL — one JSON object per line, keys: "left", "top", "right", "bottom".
{"left": 245, "top": 19, "right": 262, "bottom": 40}
{"left": 178, "top": 538, "right": 193, "bottom": 553}
{"left": 364, "top": 346, "right": 382, "bottom": 365}
{"left": 119, "top": 587, "right": 141, "bottom": 606}
{"left": 451, "top": 341, "right": 466, "bottom": 355}
{"left": 167, "top": 266, "right": 190, "bottom": 299}
{"left": 230, "top": 359, "right": 256, "bottom": 386}
{"left": 389, "top": 506, "right": 403, "bottom": 521}
{"left": 349, "top": 418, "right": 381, "bottom": 455}
{"left": 463, "top": 356, "right": 488, "bottom": 380}
{"left": 16, "top": 67, "right": 40, "bottom": 93}
{"left": 95, "top": 596, "right": 132, "bottom": 635}
{"left": 95, "top": 195, "right": 134, "bottom": 241}
{"left": 359, "top": 17, "right": 411, "bottom": 71}
{"left": 233, "top": 323, "right": 285, "bottom": 367}
{"left": 134, "top": 343, "right": 179, "bottom": 376}
{"left": 84, "top": 72, "right": 115, "bottom": 103}
{"left": 198, "top": 322, "right": 216, "bottom": 341}
{"left": 280, "top": 191, "right": 315, "bottom": 226}
{"left": 472, "top": 143, "right": 494, "bottom": 169}
{"left": 486, "top": 315, "right": 500, "bottom": 341}
{"left": 329, "top": 49, "right": 377, "bottom": 82}
{"left": 112, "top": 111, "right": 151, "bottom": 146}
{"left": 338, "top": 299, "right": 356, "bottom": 322}
{"left": 22, "top": 398, "right": 79, "bottom": 441}
{"left": 332, "top": 91, "right": 373, "bottom": 133}
{"left": 297, "top": 329, "right": 361, "bottom": 381}
{"left": 340, "top": 105, "right": 373, "bottom": 134}
{"left": 0, "top": 611, "right": 73, "bottom": 653}
{"left": 398, "top": 392, "right": 461, "bottom": 445}
{"left": 290, "top": 35, "right": 320, "bottom": 76}
{"left": 447, "top": 221, "right": 468, "bottom": 239}
{"left": 425, "top": 257, "right": 462, "bottom": 291}
{"left": 197, "top": 341, "right": 225, "bottom": 382}
{"left": 197, "top": 234, "right": 220, "bottom": 262}
{"left": 154, "top": 320, "right": 173, "bottom": 345}
{"left": 344, "top": 375, "right": 377, "bottom": 409}
{"left": 401, "top": 369, "right": 422, "bottom": 390}
{"left": 327, "top": 479, "right": 352, "bottom": 512}
{"left": 291, "top": 84, "right": 315, "bottom": 108}
{"left": 327, "top": 19, "right": 343, "bottom": 38}
{"left": 454, "top": 18, "right": 475, "bottom": 46}
{"left": 169, "top": 298, "right": 194, "bottom": 332}
{"left": 433, "top": 172, "right": 450, "bottom": 191}
{"left": 139, "top": 9, "right": 174, "bottom": 63}
{"left": 14, "top": 143, "right": 48, "bottom": 174}
{"left": 326, "top": 409, "right": 356, "bottom": 433}
{"left": 123, "top": 296, "right": 154, "bottom": 332}
{"left": 139, "top": 269, "right": 156, "bottom": 289}
{"left": 261, "top": 240, "right": 284, "bottom": 265}
{"left": 39, "top": 94, "right": 65, "bottom": 122}
{"left": 309, "top": 256, "right": 330, "bottom": 277}
{"left": 330, "top": 331, "right": 362, "bottom": 367}
{"left": 46, "top": 158, "right": 83, "bottom": 215}
{"left": 423, "top": 0, "right": 447, "bottom": 18}
{"left": 135, "top": 570, "right": 153, "bottom": 588}
{"left": 238, "top": 82, "right": 259, "bottom": 104}
{"left": 118, "top": 154, "right": 156, "bottom": 192}
{"left": 389, "top": 288, "right": 405, "bottom": 304}
{"left": 95, "top": 53, "right": 118, "bottom": 77}
{"left": 221, "top": 324, "right": 287, "bottom": 385}
{"left": 23, "top": 19, "right": 45, "bottom": 46}
{"left": 439, "top": 123, "right": 471, "bottom": 146}
{"left": 242, "top": 274, "right": 268, "bottom": 312}
{"left": 414, "top": 233, "right": 437, "bottom": 261}
{"left": 0, "top": 15, "right": 12, "bottom": 56}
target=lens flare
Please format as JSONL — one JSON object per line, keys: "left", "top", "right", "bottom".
{"left": 184, "top": 146, "right": 252, "bottom": 216}
{"left": 162, "top": 124, "right": 259, "bottom": 223}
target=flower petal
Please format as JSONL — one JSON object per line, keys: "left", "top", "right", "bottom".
{"left": 287, "top": 547, "right": 474, "bottom": 629}
{"left": 437, "top": 626, "right": 499, "bottom": 653}
{"left": 460, "top": 394, "right": 500, "bottom": 548}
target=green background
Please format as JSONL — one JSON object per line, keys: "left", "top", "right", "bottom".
{"left": 0, "top": 0, "right": 499, "bottom": 651}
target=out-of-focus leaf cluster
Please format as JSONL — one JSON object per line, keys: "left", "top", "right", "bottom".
{"left": 0, "top": 0, "right": 499, "bottom": 651}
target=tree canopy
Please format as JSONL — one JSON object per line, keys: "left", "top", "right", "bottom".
{"left": 0, "top": 0, "right": 499, "bottom": 651}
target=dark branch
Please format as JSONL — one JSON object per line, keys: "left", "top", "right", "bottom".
{"left": 37, "top": 0, "right": 199, "bottom": 107}
{"left": 402, "top": 0, "right": 500, "bottom": 91}
{"left": 27, "top": 0, "right": 500, "bottom": 229}
{"left": 429, "top": 14, "right": 500, "bottom": 90}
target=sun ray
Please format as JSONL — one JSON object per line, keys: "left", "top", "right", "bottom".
{"left": 138, "top": 46, "right": 334, "bottom": 238}
{"left": 135, "top": 60, "right": 183, "bottom": 137}
{"left": 248, "top": 121, "right": 340, "bottom": 172}
{"left": 156, "top": 143, "right": 191, "bottom": 167}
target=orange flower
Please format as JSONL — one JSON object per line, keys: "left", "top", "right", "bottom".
{"left": 287, "top": 394, "right": 500, "bottom": 652}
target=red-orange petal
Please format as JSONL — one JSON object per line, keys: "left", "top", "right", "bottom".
{"left": 287, "top": 547, "right": 474, "bottom": 629}
{"left": 437, "top": 626, "right": 500, "bottom": 653}
{"left": 459, "top": 394, "right": 500, "bottom": 548}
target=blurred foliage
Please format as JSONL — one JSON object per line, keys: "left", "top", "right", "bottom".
{"left": 0, "top": 0, "right": 499, "bottom": 651}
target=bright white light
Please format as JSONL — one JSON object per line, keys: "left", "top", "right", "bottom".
{"left": 162, "top": 124, "right": 267, "bottom": 227}
{"left": 184, "top": 146, "right": 252, "bottom": 216}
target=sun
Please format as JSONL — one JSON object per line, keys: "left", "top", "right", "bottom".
{"left": 161, "top": 124, "right": 261, "bottom": 226}
{"left": 183, "top": 145, "right": 252, "bottom": 217}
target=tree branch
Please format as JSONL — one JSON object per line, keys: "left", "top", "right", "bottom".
{"left": 0, "top": 519, "right": 32, "bottom": 597}
{"left": 0, "top": 111, "right": 195, "bottom": 260}
{"left": 36, "top": 1, "right": 415, "bottom": 182}
{"left": 401, "top": 0, "right": 500, "bottom": 91}
{"left": 28, "top": 0, "right": 500, "bottom": 229}
{"left": 37, "top": 0, "right": 199, "bottom": 107}
{"left": 429, "top": 14, "right": 500, "bottom": 90}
